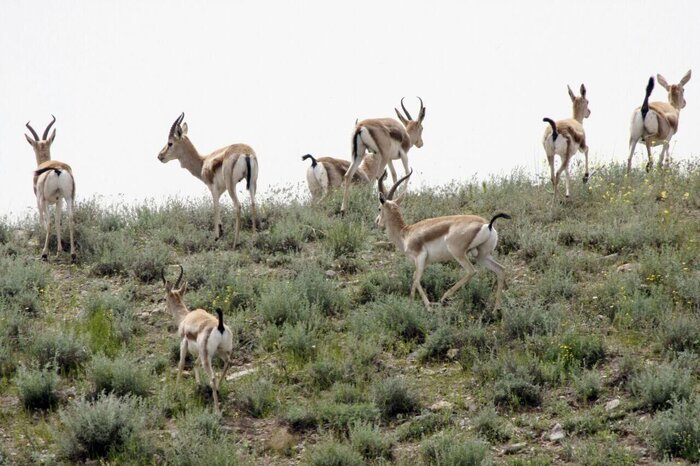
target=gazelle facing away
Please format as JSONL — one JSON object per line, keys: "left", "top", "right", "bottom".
{"left": 24, "top": 116, "right": 76, "bottom": 262}
{"left": 302, "top": 152, "right": 382, "bottom": 201}
{"left": 542, "top": 84, "right": 591, "bottom": 198}
{"left": 163, "top": 265, "right": 234, "bottom": 414}
{"left": 340, "top": 97, "right": 426, "bottom": 214}
{"left": 377, "top": 171, "right": 510, "bottom": 310}
{"left": 627, "top": 70, "right": 691, "bottom": 173}
{"left": 158, "top": 113, "right": 258, "bottom": 248}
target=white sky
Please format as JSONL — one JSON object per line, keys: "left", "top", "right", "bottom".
{"left": 1, "top": 0, "right": 697, "bottom": 217}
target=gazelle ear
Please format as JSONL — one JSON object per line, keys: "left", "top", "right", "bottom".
{"left": 394, "top": 108, "right": 408, "bottom": 125}
{"left": 418, "top": 106, "right": 426, "bottom": 122}
{"left": 178, "top": 281, "right": 188, "bottom": 295}
{"left": 657, "top": 74, "right": 670, "bottom": 90}
{"left": 567, "top": 85, "right": 576, "bottom": 101}
{"left": 48, "top": 129, "right": 56, "bottom": 144}
{"left": 680, "top": 69, "right": 692, "bottom": 86}
{"left": 379, "top": 192, "right": 386, "bottom": 204}
{"left": 579, "top": 84, "right": 586, "bottom": 97}
{"left": 25, "top": 134, "right": 37, "bottom": 146}
{"left": 180, "top": 122, "right": 188, "bottom": 136}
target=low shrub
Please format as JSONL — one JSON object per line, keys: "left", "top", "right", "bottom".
{"left": 324, "top": 221, "right": 365, "bottom": 258}
{"left": 57, "top": 394, "right": 149, "bottom": 462}
{"left": 88, "top": 353, "right": 150, "bottom": 398}
{"left": 349, "top": 421, "right": 394, "bottom": 461}
{"left": 651, "top": 397, "right": 700, "bottom": 462}
{"left": 659, "top": 315, "right": 700, "bottom": 353}
{"left": 131, "top": 240, "right": 171, "bottom": 283}
{"left": 574, "top": 370, "right": 602, "bottom": 402}
{"left": 16, "top": 366, "right": 59, "bottom": 411}
{"left": 494, "top": 374, "right": 542, "bottom": 409}
{"left": 396, "top": 412, "right": 452, "bottom": 442}
{"left": 280, "top": 321, "right": 318, "bottom": 363}
{"left": 237, "top": 377, "right": 277, "bottom": 418}
{"left": 30, "top": 331, "right": 89, "bottom": 375}
{"left": 473, "top": 405, "right": 511, "bottom": 443}
{"left": 629, "top": 362, "right": 693, "bottom": 411}
{"left": 421, "top": 430, "right": 491, "bottom": 466}
{"left": 372, "top": 376, "right": 421, "bottom": 419}
{"left": 306, "top": 439, "right": 363, "bottom": 466}
{"left": 316, "top": 401, "right": 380, "bottom": 433}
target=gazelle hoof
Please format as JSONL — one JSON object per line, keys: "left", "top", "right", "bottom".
{"left": 645, "top": 161, "right": 653, "bottom": 172}
{"left": 41, "top": 253, "right": 48, "bottom": 261}
{"left": 582, "top": 173, "right": 589, "bottom": 184}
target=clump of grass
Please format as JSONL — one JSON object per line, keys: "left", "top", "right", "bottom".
{"left": 349, "top": 421, "right": 394, "bottom": 461}
{"left": 258, "top": 280, "right": 310, "bottom": 326}
{"left": 546, "top": 332, "right": 605, "bottom": 371}
{"left": 16, "top": 366, "right": 59, "bottom": 411}
{"left": 331, "top": 383, "right": 365, "bottom": 404}
{"left": 284, "top": 403, "right": 319, "bottom": 432}
{"left": 418, "top": 325, "right": 460, "bottom": 363}
{"left": 368, "top": 295, "right": 429, "bottom": 344}
{"left": 316, "top": 401, "right": 380, "bottom": 433}
{"left": 89, "top": 231, "right": 136, "bottom": 277}
{"left": 280, "top": 321, "right": 318, "bottom": 363}
{"left": 651, "top": 397, "right": 700, "bottom": 462}
{"left": 296, "top": 268, "right": 348, "bottom": 316}
{"left": 396, "top": 412, "right": 452, "bottom": 442}
{"left": 629, "top": 361, "right": 693, "bottom": 411}
{"left": 324, "top": 221, "right": 365, "bottom": 258}
{"left": 659, "top": 315, "right": 700, "bottom": 353}
{"left": 57, "top": 393, "right": 149, "bottom": 462}
{"left": 372, "top": 376, "right": 421, "bottom": 419}
{"left": 307, "top": 358, "right": 344, "bottom": 391}
{"left": 131, "top": 240, "right": 171, "bottom": 283}
{"left": 30, "top": 331, "right": 89, "bottom": 375}
{"left": 0, "top": 254, "right": 49, "bottom": 313}
{"left": 88, "top": 353, "right": 151, "bottom": 398}
{"left": 306, "top": 438, "right": 364, "bottom": 466}
{"left": 421, "top": 430, "right": 491, "bottom": 466}
{"left": 501, "top": 302, "right": 559, "bottom": 339}
{"left": 237, "top": 376, "right": 277, "bottom": 418}
{"left": 494, "top": 373, "right": 542, "bottom": 409}
{"left": 574, "top": 370, "right": 602, "bottom": 402}
{"left": 83, "top": 291, "right": 138, "bottom": 345}
{"left": 473, "top": 405, "right": 511, "bottom": 443}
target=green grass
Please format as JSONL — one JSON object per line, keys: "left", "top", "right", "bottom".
{"left": 1, "top": 162, "right": 699, "bottom": 464}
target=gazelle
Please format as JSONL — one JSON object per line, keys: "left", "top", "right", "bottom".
{"left": 542, "top": 84, "right": 591, "bottom": 198}
{"left": 627, "top": 70, "right": 691, "bottom": 173}
{"left": 158, "top": 113, "right": 258, "bottom": 248}
{"left": 376, "top": 171, "right": 510, "bottom": 310}
{"left": 24, "top": 116, "right": 76, "bottom": 262}
{"left": 340, "top": 97, "right": 426, "bottom": 214}
{"left": 162, "top": 265, "right": 234, "bottom": 414}
{"left": 302, "top": 151, "right": 382, "bottom": 201}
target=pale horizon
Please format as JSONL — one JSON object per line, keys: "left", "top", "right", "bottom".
{"left": 1, "top": 1, "right": 697, "bottom": 218}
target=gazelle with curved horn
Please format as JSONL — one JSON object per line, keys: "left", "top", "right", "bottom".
{"left": 627, "top": 70, "right": 691, "bottom": 173}
{"left": 301, "top": 151, "right": 382, "bottom": 201}
{"left": 340, "top": 97, "right": 426, "bottom": 214}
{"left": 158, "top": 113, "right": 258, "bottom": 248}
{"left": 24, "top": 115, "right": 76, "bottom": 262}
{"left": 162, "top": 265, "right": 234, "bottom": 414}
{"left": 377, "top": 171, "right": 510, "bottom": 310}
{"left": 542, "top": 84, "right": 591, "bottom": 198}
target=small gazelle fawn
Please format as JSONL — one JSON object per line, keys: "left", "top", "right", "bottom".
{"left": 158, "top": 113, "right": 258, "bottom": 248}
{"left": 341, "top": 97, "right": 426, "bottom": 213}
{"left": 302, "top": 151, "right": 382, "bottom": 201}
{"left": 163, "top": 265, "right": 234, "bottom": 414}
{"left": 24, "top": 116, "right": 77, "bottom": 262}
{"left": 627, "top": 70, "right": 691, "bottom": 173}
{"left": 376, "top": 171, "right": 510, "bottom": 310}
{"left": 542, "top": 84, "right": 591, "bottom": 198}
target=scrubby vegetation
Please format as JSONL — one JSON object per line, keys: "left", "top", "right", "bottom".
{"left": 0, "top": 162, "right": 699, "bottom": 464}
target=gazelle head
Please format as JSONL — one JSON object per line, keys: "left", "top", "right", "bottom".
{"left": 567, "top": 84, "right": 591, "bottom": 122}
{"left": 24, "top": 115, "right": 57, "bottom": 165}
{"left": 657, "top": 70, "right": 691, "bottom": 110}
{"left": 376, "top": 170, "right": 412, "bottom": 227}
{"left": 158, "top": 113, "right": 190, "bottom": 163}
{"left": 162, "top": 265, "right": 188, "bottom": 312}
{"left": 394, "top": 97, "right": 426, "bottom": 148}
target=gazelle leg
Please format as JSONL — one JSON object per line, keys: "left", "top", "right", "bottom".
{"left": 412, "top": 253, "right": 431, "bottom": 309}
{"left": 645, "top": 141, "right": 654, "bottom": 172}
{"left": 582, "top": 146, "right": 590, "bottom": 183}
{"left": 388, "top": 160, "right": 398, "bottom": 184}
{"left": 41, "top": 204, "right": 51, "bottom": 261}
{"left": 564, "top": 161, "right": 572, "bottom": 198}
{"left": 202, "top": 356, "right": 220, "bottom": 413}
{"left": 55, "top": 201, "right": 62, "bottom": 256}
{"left": 440, "top": 249, "right": 476, "bottom": 304}
{"left": 478, "top": 256, "right": 506, "bottom": 309}
{"left": 211, "top": 188, "right": 223, "bottom": 239}
{"left": 66, "top": 197, "right": 76, "bottom": 262}
{"left": 341, "top": 152, "right": 365, "bottom": 214}
{"left": 249, "top": 178, "right": 257, "bottom": 233}
{"left": 626, "top": 138, "right": 638, "bottom": 174}
{"left": 228, "top": 186, "right": 241, "bottom": 249}
{"left": 218, "top": 356, "right": 232, "bottom": 391}
{"left": 658, "top": 142, "right": 669, "bottom": 169}
{"left": 177, "top": 339, "right": 187, "bottom": 385}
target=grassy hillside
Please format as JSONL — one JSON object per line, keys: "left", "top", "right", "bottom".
{"left": 0, "top": 162, "right": 699, "bottom": 465}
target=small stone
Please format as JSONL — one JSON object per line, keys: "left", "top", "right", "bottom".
{"left": 447, "top": 348, "right": 459, "bottom": 359}
{"left": 324, "top": 270, "right": 337, "bottom": 278}
{"left": 605, "top": 398, "right": 621, "bottom": 411}
{"left": 503, "top": 442, "right": 527, "bottom": 454}
{"left": 428, "top": 400, "right": 454, "bottom": 412}
{"left": 226, "top": 367, "right": 257, "bottom": 381}
{"left": 549, "top": 423, "right": 565, "bottom": 442}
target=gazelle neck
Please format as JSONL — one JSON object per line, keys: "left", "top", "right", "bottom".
{"left": 177, "top": 138, "right": 205, "bottom": 180}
